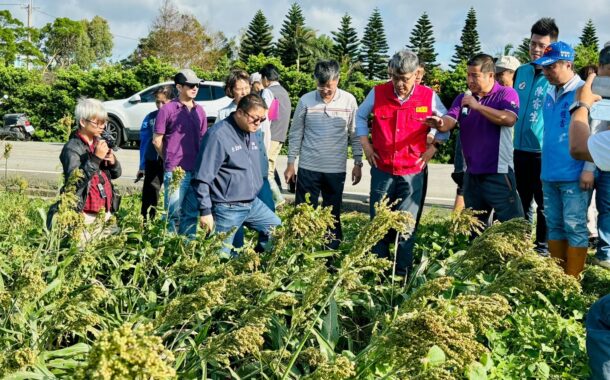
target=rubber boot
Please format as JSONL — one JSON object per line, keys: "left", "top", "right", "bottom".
{"left": 548, "top": 240, "right": 568, "bottom": 270}
{"left": 565, "top": 246, "right": 588, "bottom": 278}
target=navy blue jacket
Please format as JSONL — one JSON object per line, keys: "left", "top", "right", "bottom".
{"left": 139, "top": 110, "right": 160, "bottom": 170}
{"left": 191, "top": 113, "right": 263, "bottom": 216}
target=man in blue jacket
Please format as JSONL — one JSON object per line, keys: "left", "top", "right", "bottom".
{"left": 180, "top": 93, "right": 281, "bottom": 253}
{"left": 513, "top": 18, "right": 559, "bottom": 255}
{"left": 535, "top": 41, "right": 588, "bottom": 277}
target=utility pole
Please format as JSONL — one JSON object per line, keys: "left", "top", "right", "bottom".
{"left": 24, "top": 0, "right": 34, "bottom": 69}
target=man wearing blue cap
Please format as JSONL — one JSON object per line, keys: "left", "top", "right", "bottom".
{"left": 535, "top": 41, "right": 590, "bottom": 277}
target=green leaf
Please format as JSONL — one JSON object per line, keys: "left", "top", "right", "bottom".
{"left": 535, "top": 362, "right": 550, "bottom": 379}
{"left": 41, "top": 343, "right": 90, "bottom": 359}
{"left": 304, "top": 250, "right": 335, "bottom": 259}
{"left": 426, "top": 345, "right": 446, "bottom": 367}
{"left": 466, "top": 361, "right": 487, "bottom": 380}
{"left": 480, "top": 353, "right": 494, "bottom": 371}
{"left": 2, "top": 371, "right": 46, "bottom": 380}
{"left": 311, "top": 327, "right": 334, "bottom": 360}
{"left": 46, "top": 358, "right": 82, "bottom": 369}
{"left": 321, "top": 297, "right": 340, "bottom": 348}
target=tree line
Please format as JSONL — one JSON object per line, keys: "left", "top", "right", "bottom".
{"left": 0, "top": 0, "right": 603, "bottom": 163}
{"left": 0, "top": 2, "right": 602, "bottom": 75}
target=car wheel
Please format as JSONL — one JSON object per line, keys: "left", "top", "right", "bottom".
{"left": 106, "top": 118, "right": 123, "bottom": 147}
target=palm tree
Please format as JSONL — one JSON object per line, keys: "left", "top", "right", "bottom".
{"left": 292, "top": 25, "right": 316, "bottom": 72}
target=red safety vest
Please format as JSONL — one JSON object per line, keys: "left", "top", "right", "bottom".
{"left": 372, "top": 81, "right": 434, "bottom": 175}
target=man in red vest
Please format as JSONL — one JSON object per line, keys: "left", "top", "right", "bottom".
{"left": 356, "top": 50, "right": 448, "bottom": 277}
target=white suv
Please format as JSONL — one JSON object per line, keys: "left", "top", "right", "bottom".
{"left": 102, "top": 81, "right": 231, "bottom": 146}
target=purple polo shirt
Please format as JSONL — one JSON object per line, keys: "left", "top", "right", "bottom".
{"left": 446, "top": 82, "right": 520, "bottom": 175}
{"left": 154, "top": 98, "right": 207, "bottom": 171}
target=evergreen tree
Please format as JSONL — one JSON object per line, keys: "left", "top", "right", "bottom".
{"left": 450, "top": 7, "right": 481, "bottom": 68}
{"left": 276, "top": 3, "right": 308, "bottom": 68}
{"left": 360, "top": 8, "right": 389, "bottom": 80}
{"left": 515, "top": 38, "right": 531, "bottom": 64}
{"left": 331, "top": 13, "right": 359, "bottom": 64}
{"left": 580, "top": 19, "right": 599, "bottom": 51}
{"left": 239, "top": 10, "right": 273, "bottom": 61}
{"left": 406, "top": 12, "right": 437, "bottom": 67}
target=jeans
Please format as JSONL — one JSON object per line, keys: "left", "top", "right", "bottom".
{"left": 542, "top": 180, "right": 591, "bottom": 248}
{"left": 295, "top": 167, "right": 346, "bottom": 250}
{"left": 180, "top": 190, "right": 280, "bottom": 255}
{"left": 233, "top": 178, "right": 275, "bottom": 250}
{"left": 514, "top": 150, "right": 547, "bottom": 252}
{"left": 369, "top": 166, "right": 424, "bottom": 276}
{"left": 214, "top": 198, "right": 280, "bottom": 255}
{"left": 141, "top": 159, "right": 164, "bottom": 220}
{"left": 463, "top": 170, "right": 525, "bottom": 225}
{"left": 596, "top": 171, "right": 610, "bottom": 261}
{"left": 163, "top": 170, "right": 193, "bottom": 233}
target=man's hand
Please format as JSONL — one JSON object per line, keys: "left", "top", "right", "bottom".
{"left": 360, "top": 138, "right": 379, "bottom": 168}
{"left": 104, "top": 150, "right": 116, "bottom": 165}
{"left": 284, "top": 163, "right": 296, "bottom": 184}
{"left": 352, "top": 165, "right": 362, "bottom": 185}
{"left": 576, "top": 73, "right": 602, "bottom": 106}
{"left": 94, "top": 140, "right": 110, "bottom": 160}
{"left": 461, "top": 94, "right": 479, "bottom": 110}
{"left": 416, "top": 145, "right": 437, "bottom": 169}
{"left": 199, "top": 214, "right": 214, "bottom": 233}
{"left": 135, "top": 170, "right": 144, "bottom": 183}
{"left": 425, "top": 115, "right": 443, "bottom": 129}
{"left": 580, "top": 170, "right": 595, "bottom": 191}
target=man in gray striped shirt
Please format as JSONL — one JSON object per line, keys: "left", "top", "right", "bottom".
{"left": 285, "top": 60, "right": 363, "bottom": 249}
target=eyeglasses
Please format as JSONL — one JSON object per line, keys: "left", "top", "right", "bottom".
{"left": 85, "top": 119, "right": 107, "bottom": 129}
{"left": 182, "top": 83, "right": 199, "bottom": 89}
{"left": 242, "top": 110, "right": 266, "bottom": 124}
{"left": 391, "top": 73, "right": 415, "bottom": 83}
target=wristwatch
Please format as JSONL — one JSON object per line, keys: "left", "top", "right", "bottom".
{"left": 569, "top": 101, "right": 591, "bottom": 115}
{"left": 354, "top": 161, "right": 364, "bottom": 167}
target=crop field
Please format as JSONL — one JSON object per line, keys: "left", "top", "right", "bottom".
{"left": 0, "top": 187, "right": 608, "bottom": 379}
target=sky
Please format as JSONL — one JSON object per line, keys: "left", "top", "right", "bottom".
{"left": 6, "top": 0, "right": 610, "bottom": 68}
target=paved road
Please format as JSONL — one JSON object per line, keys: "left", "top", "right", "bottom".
{"left": 1, "top": 141, "right": 458, "bottom": 207}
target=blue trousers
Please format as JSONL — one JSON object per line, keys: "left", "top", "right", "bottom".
{"left": 163, "top": 170, "right": 192, "bottom": 233}
{"left": 232, "top": 178, "right": 275, "bottom": 249}
{"left": 369, "top": 166, "right": 424, "bottom": 276}
{"left": 180, "top": 188, "right": 280, "bottom": 255}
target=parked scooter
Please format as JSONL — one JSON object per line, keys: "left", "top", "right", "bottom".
{"left": 0, "top": 95, "right": 34, "bottom": 141}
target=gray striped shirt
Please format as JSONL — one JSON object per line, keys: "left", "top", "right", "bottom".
{"left": 287, "top": 89, "right": 362, "bottom": 173}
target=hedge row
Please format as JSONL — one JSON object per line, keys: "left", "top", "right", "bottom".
{"left": 0, "top": 55, "right": 467, "bottom": 163}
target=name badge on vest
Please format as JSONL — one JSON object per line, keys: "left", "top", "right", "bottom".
{"left": 416, "top": 106, "right": 428, "bottom": 113}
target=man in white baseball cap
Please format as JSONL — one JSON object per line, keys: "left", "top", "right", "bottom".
{"left": 495, "top": 55, "right": 521, "bottom": 87}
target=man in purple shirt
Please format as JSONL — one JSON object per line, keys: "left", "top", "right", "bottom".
{"left": 427, "top": 54, "right": 524, "bottom": 225}
{"left": 153, "top": 69, "right": 207, "bottom": 232}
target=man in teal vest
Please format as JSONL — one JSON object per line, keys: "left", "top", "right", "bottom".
{"left": 513, "top": 18, "right": 559, "bottom": 255}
